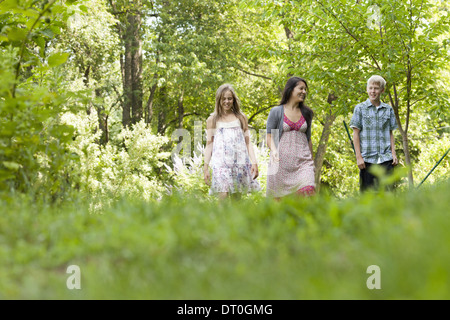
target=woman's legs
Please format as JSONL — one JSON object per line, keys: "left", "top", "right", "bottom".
{"left": 295, "top": 186, "right": 316, "bottom": 196}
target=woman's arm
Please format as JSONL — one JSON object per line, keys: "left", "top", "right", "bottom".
{"left": 266, "top": 133, "right": 279, "bottom": 162}
{"left": 204, "top": 117, "right": 214, "bottom": 185}
{"left": 266, "top": 108, "right": 280, "bottom": 162}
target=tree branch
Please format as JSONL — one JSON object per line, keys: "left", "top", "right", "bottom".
{"left": 234, "top": 66, "right": 272, "bottom": 80}
{"left": 161, "top": 112, "right": 203, "bottom": 133}
{"left": 410, "top": 95, "right": 427, "bottom": 108}
{"left": 248, "top": 105, "right": 278, "bottom": 124}
{"left": 316, "top": 0, "right": 382, "bottom": 70}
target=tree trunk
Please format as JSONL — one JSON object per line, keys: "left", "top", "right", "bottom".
{"left": 122, "top": 3, "right": 143, "bottom": 127}
{"left": 130, "top": 10, "right": 143, "bottom": 125}
{"left": 95, "top": 89, "right": 109, "bottom": 146}
{"left": 145, "top": 78, "right": 157, "bottom": 125}
{"left": 401, "top": 132, "right": 414, "bottom": 186}
{"left": 313, "top": 93, "right": 338, "bottom": 191}
{"left": 177, "top": 92, "right": 184, "bottom": 128}
{"left": 157, "top": 86, "right": 167, "bottom": 135}
{"left": 83, "top": 65, "right": 92, "bottom": 116}
{"left": 387, "top": 86, "right": 414, "bottom": 186}
{"left": 122, "top": 33, "right": 132, "bottom": 127}
{"left": 177, "top": 93, "right": 184, "bottom": 145}
{"left": 314, "top": 110, "right": 337, "bottom": 190}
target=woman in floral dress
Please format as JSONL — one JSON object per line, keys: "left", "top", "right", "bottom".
{"left": 266, "top": 77, "right": 316, "bottom": 199}
{"left": 204, "top": 84, "right": 261, "bottom": 199}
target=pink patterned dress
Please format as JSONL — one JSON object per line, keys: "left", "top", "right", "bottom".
{"left": 209, "top": 119, "right": 261, "bottom": 195}
{"left": 267, "top": 114, "right": 315, "bottom": 197}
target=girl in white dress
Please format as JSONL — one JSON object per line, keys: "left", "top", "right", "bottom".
{"left": 203, "top": 84, "right": 261, "bottom": 199}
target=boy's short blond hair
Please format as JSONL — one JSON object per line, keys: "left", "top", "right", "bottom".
{"left": 367, "top": 75, "right": 386, "bottom": 89}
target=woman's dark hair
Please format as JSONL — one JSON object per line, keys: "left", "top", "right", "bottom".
{"left": 280, "top": 76, "right": 314, "bottom": 129}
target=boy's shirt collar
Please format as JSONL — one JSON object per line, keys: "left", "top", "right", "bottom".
{"left": 364, "top": 99, "right": 388, "bottom": 108}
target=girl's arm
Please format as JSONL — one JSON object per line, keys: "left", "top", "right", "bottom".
{"left": 243, "top": 115, "right": 259, "bottom": 179}
{"left": 204, "top": 117, "right": 214, "bottom": 185}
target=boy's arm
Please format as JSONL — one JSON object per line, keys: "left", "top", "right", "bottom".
{"left": 353, "top": 128, "right": 366, "bottom": 169}
{"left": 350, "top": 105, "right": 365, "bottom": 169}
{"left": 390, "top": 130, "right": 398, "bottom": 165}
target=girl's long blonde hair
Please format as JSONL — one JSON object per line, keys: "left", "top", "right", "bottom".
{"left": 212, "top": 84, "right": 246, "bottom": 129}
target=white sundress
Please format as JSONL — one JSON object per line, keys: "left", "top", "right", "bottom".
{"left": 209, "top": 119, "right": 261, "bottom": 195}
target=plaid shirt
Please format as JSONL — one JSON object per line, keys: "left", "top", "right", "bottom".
{"left": 349, "top": 99, "right": 398, "bottom": 164}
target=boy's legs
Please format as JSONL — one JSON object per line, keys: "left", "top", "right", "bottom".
{"left": 360, "top": 162, "right": 376, "bottom": 192}
{"left": 380, "top": 160, "right": 395, "bottom": 191}
{"left": 360, "top": 161, "right": 395, "bottom": 192}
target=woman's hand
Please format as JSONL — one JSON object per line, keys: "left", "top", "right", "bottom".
{"left": 271, "top": 150, "right": 280, "bottom": 163}
{"left": 251, "top": 164, "right": 259, "bottom": 179}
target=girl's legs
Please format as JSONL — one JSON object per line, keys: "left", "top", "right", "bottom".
{"left": 218, "top": 192, "right": 228, "bottom": 200}
{"left": 217, "top": 192, "right": 243, "bottom": 201}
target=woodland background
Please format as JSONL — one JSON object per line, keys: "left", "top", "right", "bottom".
{"left": 1, "top": 0, "right": 449, "bottom": 299}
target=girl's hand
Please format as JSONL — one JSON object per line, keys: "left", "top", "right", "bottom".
{"left": 204, "top": 166, "right": 211, "bottom": 185}
{"left": 251, "top": 164, "right": 259, "bottom": 179}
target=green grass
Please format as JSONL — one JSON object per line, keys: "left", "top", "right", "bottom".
{"left": 1, "top": 181, "right": 449, "bottom": 299}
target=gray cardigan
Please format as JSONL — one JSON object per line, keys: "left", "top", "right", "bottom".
{"left": 266, "top": 105, "right": 311, "bottom": 148}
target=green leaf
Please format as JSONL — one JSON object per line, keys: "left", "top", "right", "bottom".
{"left": 7, "top": 27, "right": 28, "bottom": 41}
{"left": 0, "top": 0, "right": 20, "bottom": 13}
{"left": 39, "top": 28, "right": 54, "bottom": 39}
{"left": 2, "top": 161, "right": 20, "bottom": 171}
{"left": 48, "top": 52, "right": 69, "bottom": 67}
{"left": 79, "top": 5, "right": 88, "bottom": 12}
{"left": 33, "top": 36, "right": 46, "bottom": 57}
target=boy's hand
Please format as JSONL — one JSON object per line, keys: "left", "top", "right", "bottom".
{"left": 356, "top": 155, "right": 366, "bottom": 169}
{"left": 392, "top": 154, "right": 398, "bottom": 166}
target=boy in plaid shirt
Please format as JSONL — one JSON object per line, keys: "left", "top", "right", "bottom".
{"left": 350, "top": 75, "right": 398, "bottom": 191}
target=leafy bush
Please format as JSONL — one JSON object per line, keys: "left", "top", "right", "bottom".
{"left": 0, "top": 46, "right": 78, "bottom": 200}
{"left": 0, "top": 0, "right": 82, "bottom": 200}
{"left": 62, "top": 113, "right": 171, "bottom": 205}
